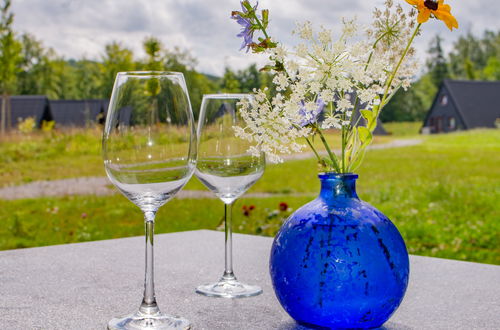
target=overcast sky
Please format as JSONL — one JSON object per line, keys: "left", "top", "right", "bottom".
{"left": 11, "top": 0, "right": 500, "bottom": 76}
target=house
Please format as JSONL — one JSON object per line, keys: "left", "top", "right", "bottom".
{"left": 49, "top": 99, "right": 109, "bottom": 127}
{"left": 422, "top": 80, "right": 500, "bottom": 133}
{"left": 0, "top": 95, "right": 52, "bottom": 128}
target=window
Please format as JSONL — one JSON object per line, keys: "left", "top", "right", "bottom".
{"left": 440, "top": 95, "right": 448, "bottom": 106}
{"left": 448, "top": 117, "right": 456, "bottom": 129}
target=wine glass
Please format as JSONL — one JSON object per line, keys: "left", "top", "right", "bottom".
{"left": 195, "top": 94, "right": 265, "bottom": 298}
{"left": 102, "top": 72, "right": 196, "bottom": 329}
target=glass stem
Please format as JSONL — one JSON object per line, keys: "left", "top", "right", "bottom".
{"left": 223, "top": 202, "right": 235, "bottom": 280}
{"left": 140, "top": 211, "right": 159, "bottom": 315}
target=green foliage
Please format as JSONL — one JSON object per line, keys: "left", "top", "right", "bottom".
{"left": 427, "top": 35, "right": 449, "bottom": 87}
{"left": 0, "top": 0, "right": 20, "bottom": 93}
{"left": 17, "top": 116, "right": 35, "bottom": 133}
{"left": 221, "top": 67, "right": 241, "bottom": 92}
{"left": 482, "top": 56, "right": 500, "bottom": 80}
{"left": 99, "top": 41, "right": 135, "bottom": 99}
{"left": 41, "top": 120, "right": 55, "bottom": 132}
{"left": 143, "top": 36, "right": 163, "bottom": 71}
{"left": 0, "top": 0, "right": 21, "bottom": 134}
{"left": 17, "top": 33, "right": 57, "bottom": 96}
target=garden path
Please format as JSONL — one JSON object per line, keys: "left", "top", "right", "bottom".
{"left": 0, "top": 139, "right": 422, "bottom": 200}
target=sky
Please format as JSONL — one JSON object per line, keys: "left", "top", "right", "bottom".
{"left": 11, "top": 0, "right": 500, "bottom": 76}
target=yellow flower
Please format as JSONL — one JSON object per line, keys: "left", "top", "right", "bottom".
{"left": 405, "top": 0, "right": 458, "bottom": 31}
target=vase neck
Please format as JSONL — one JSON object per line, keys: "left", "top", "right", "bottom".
{"left": 319, "top": 173, "right": 359, "bottom": 199}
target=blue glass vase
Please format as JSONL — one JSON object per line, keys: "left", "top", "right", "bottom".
{"left": 270, "top": 173, "right": 409, "bottom": 329}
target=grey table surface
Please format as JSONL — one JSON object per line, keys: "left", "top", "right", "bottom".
{"left": 0, "top": 230, "right": 499, "bottom": 330}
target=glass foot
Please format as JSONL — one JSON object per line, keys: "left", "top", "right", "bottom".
{"left": 196, "top": 275, "right": 262, "bottom": 298}
{"left": 108, "top": 309, "right": 191, "bottom": 330}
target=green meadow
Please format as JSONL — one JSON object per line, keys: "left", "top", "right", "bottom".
{"left": 0, "top": 125, "right": 498, "bottom": 265}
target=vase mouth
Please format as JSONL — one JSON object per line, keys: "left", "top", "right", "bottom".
{"left": 318, "top": 172, "right": 358, "bottom": 180}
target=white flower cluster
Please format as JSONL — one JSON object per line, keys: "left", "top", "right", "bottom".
{"left": 235, "top": 0, "right": 420, "bottom": 163}
{"left": 367, "top": 0, "right": 419, "bottom": 92}
{"left": 234, "top": 91, "right": 311, "bottom": 163}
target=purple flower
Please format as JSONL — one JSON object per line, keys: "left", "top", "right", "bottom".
{"left": 232, "top": 1, "right": 258, "bottom": 52}
{"left": 298, "top": 98, "right": 325, "bottom": 126}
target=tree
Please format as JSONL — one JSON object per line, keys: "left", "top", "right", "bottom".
{"left": 162, "top": 46, "right": 215, "bottom": 118}
{"left": 99, "top": 42, "right": 135, "bottom": 99}
{"left": 0, "top": 0, "right": 21, "bottom": 134}
{"left": 143, "top": 36, "right": 163, "bottom": 71}
{"left": 448, "top": 31, "right": 500, "bottom": 80}
{"left": 237, "top": 63, "right": 261, "bottom": 92}
{"left": 427, "top": 35, "right": 449, "bottom": 87}
{"left": 164, "top": 46, "right": 197, "bottom": 71}
{"left": 482, "top": 56, "right": 500, "bottom": 80}
{"left": 74, "top": 59, "right": 101, "bottom": 99}
{"left": 17, "top": 33, "right": 57, "bottom": 96}
{"left": 221, "top": 67, "right": 241, "bottom": 92}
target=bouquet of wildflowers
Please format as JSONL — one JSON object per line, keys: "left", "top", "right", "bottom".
{"left": 231, "top": 0, "right": 457, "bottom": 173}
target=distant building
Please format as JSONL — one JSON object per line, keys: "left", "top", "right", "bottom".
{"left": 0, "top": 95, "right": 52, "bottom": 128}
{"left": 0, "top": 96, "right": 110, "bottom": 131}
{"left": 422, "top": 80, "right": 500, "bottom": 134}
{"left": 49, "top": 99, "right": 108, "bottom": 127}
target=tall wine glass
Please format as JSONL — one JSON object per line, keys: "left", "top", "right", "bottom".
{"left": 103, "top": 72, "right": 196, "bottom": 329}
{"left": 195, "top": 94, "right": 265, "bottom": 298}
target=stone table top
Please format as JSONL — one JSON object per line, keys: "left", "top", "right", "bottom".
{"left": 0, "top": 230, "right": 499, "bottom": 329}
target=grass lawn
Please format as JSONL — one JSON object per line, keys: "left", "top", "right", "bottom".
{"left": 0, "top": 126, "right": 498, "bottom": 265}
{"left": 0, "top": 127, "right": 393, "bottom": 187}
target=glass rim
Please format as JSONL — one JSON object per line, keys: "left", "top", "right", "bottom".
{"left": 116, "top": 71, "right": 185, "bottom": 77}
{"left": 202, "top": 93, "right": 253, "bottom": 100}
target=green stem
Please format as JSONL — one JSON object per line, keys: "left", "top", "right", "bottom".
{"left": 305, "top": 137, "right": 322, "bottom": 163}
{"left": 341, "top": 125, "right": 347, "bottom": 173}
{"left": 317, "top": 127, "right": 341, "bottom": 173}
{"left": 348, "top": 29, "right": 389, "bottom": 140}
{"left": 379, "top": 24, "right": 421, "bottom": 113}
{"left": 252, "top": 12, "right": 270, "bottom": 40}
{"left": 364, "top": 31, "right": 390, "bottom": 71}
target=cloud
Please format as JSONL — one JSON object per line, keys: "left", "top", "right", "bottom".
{"left": 11, "top": 0, "right": 500, "bottom": 76}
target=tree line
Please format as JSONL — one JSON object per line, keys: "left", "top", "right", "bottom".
{"left": 1, "top": 0, "right": 499, "bottom": 132}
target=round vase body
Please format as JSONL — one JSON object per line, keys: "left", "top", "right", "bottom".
{"left": 270, "top": 174, "right": 409, "bottom": 329}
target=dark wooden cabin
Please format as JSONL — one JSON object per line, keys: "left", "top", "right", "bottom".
{"left": 49, "top": 99, "right": 109, "bottom": 127}
{"left": 423, "top": 80, "right": 500, "bottom": 133}
{"left": 0, "top": 95, "right": 53, "bottom": 128}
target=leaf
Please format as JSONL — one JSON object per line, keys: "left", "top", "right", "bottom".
{"left": 349, "top": 148, "right": 367, "bottom": 173}
{"left": 346, "top": 127, "right": 372, "bottom": 173}
{"left": 262, "top": 9, "right": 269, "bottom": 29}
{"left": 357, "top": 126, "right": 373, "bottom": 147}
{"left": 242, "top": 1, "right": 253, "bottom": 12}
{"left": 367, "top": 104, "right": 380, "bottom": 132}
{"left": 344, "top": 131, "right": 358, "bottom": 168}
{"left": 360, "top": 109, "right": 374, "bottom": 125}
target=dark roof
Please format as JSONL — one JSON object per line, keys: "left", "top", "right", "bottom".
{"left": 1, "top": 95, "right": 51, "bottom": 127}
{"left": 49, "top": 99, "right": 108, "bottom": 126}
{"left": 443, "top": 80, "right": 500, "bottom": 129}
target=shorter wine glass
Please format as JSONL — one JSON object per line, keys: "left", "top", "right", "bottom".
{"left": 103, "top": 71, "right": 196, "bottom": 329}
{"left": 195, "top": 94, "right": 265, "bottom": 298}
